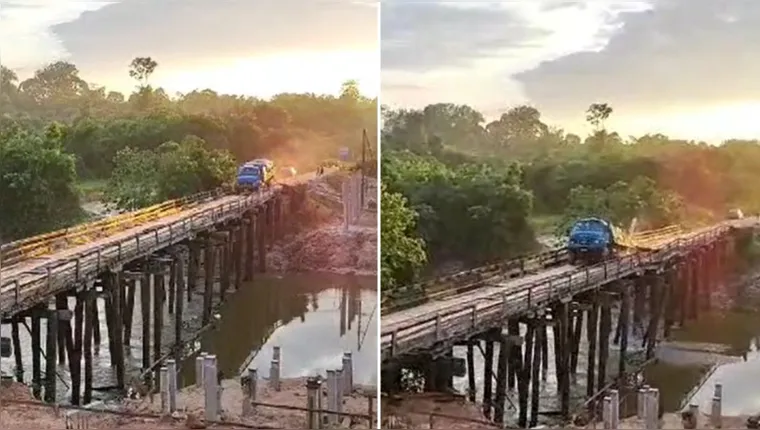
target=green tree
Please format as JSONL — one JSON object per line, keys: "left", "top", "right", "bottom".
{"left": 381, "top": 184, "right": 427, "bottom": 293}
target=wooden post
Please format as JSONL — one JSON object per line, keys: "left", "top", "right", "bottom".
{"left": 466, "top": 342, "right": 476, "bottom": 402}
{"left": 31, "top": 309, "right": 42, "bottom": 399}
{"left": 154, "top": 271, "right": 165, "bottom": 391}
{"left": 586, "top": 294, "right": 599, "bottom": 401}
{"left": 530, "top": 316, "right": 544, "bottom": 428}
{"left": 482, "top": 339, "right": 494, "bottom": 419}
{"left": 202, "top": 239, "right": 216, "bottom": 326}
{"left": 83, "top": 289, "right": 95, "bottom": 404}
{"left": 44, "top": 308, "right": 58, "bottom": 402}
{"left": 70, "top": 293, "right": 84, "bottom": 405}
{"left": 141, "top": 273, "right": 152, "bottom": 387}
{"left": 619, "top": 283, "right": 631, "bottom": 378}
{"left": 494, "top": 330, "right": 510, "bottom": 424}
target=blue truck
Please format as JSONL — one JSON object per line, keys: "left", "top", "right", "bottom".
{"left": 566, "top": 217, "right": 617, "bottom": 264}
{"left": 235, "top": 159, "right": 275, "bottom": 193}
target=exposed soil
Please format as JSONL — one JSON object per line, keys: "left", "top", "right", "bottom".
{"left": 381, "top": 393, "right": 496, "bottom": 429}
{"left": 0, "top": 378, "right": 375, "bottom": 429}
{"left": 267, "top": 176, "right": 376, "bottom": 276}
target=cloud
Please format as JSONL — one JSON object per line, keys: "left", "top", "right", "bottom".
{"left": 380, "top": 1, "right": 652, "bottom": 117}
{"left": 51, "top": 0, "right": 376, "bottom": 71}
{"left": 514, "top": 0, "right": 760, "bottom": 118}
{"left": 381, "top": 2, "right": 546, "bottom": 73}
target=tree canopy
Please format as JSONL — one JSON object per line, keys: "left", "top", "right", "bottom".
{"left": 381, "top": 101, "right": 760, "bottom": 291}
{"left": 0, "top": 58, "right": 376, "bottom": 240}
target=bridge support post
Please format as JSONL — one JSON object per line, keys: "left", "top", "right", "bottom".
{"left": 11, "top": 317, "right": 23, "bottom": 382}
{"left": 31, "top": 306, "right": 42, "bottom": 399}
{"left": 244, "top": 212, "right": 255, "bottom": 281}
{"left": 632, "top": 277, "right": 646, "bottom": 338}
{"left": 153, "top": 268, "right": 165, "bottom": 392}
{"left": 202, "top": 236, "right": 216, "bottom": 326}
{"left": 123, "top": 277, "right": 136, "bottom": 347}
{"left": 645, "top": 275, "right": 665, "bottom": 360}
{"left": 569, "top": 304, "right": 583, "bottom": 380}
{"left": 586, "top": 292, "right": 599, "bottom": 406}
{"left": 83, "top": 288, "right": 95, "bottom": 404}
{"left": 220, "top": 232, "right": 232, "bottom": 301}
{"left": 55, "top": 292, "right": 68, "bottom": 365}
{"left": 529, "top": 314, "right": 544, "bottom": 427}
{"left": 554, "top": 301, "right": 571, "bottom": 420}
{"left": 108, "top": 271, "right": 125, "bottom": 389}
{"left": 70, "top": 292, "right": 84, "bottom": 405}
{"left": 688, "top": 257, "right": 699, "bottom": 320}
{"left": 663, "top": 267, "right": 677, "bottom": 339}
{"left": 174, "top": 252, "right": 186, "bottom": 364}
{"left": 466, "top": 341, "right": 476, "bottom": 402}
{"left": 188, "top": 241, "right": 200, "bottom": 302}
{"left": 482, "top": 337, "right": 494, "bottom": 419}
{"left": 232, "top": 225, "right": 243, "bottom": 289}
{"left": 168, "top": 258, "right": 177, "bottom": 315}
{"left": 44, "top": 307, "right": 58, "bottom": 403}
{"left": 517, "top": 319, "right": 534, "bottom": 428}
{"left": 140, "top": 272, "right": 152, "bottom": 388}
{"left": 494, "top": 329, "right": 510, "bottom": 425}
{"left": 257, "top": 208, "right": 267, "bottom": 273}
{"left": 618, "top": 283, "right": 631, "bottom": 379}
{"left": 597, "top": 293, "right": 613, "bottom": 401}
{"left": 507, "top": 319, "right": 520, "bottom": 392}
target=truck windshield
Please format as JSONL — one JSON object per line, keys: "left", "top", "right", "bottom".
{"left": 239, "top": 166, "right": 260, "bottom": 176}
{"left": 572, "top": 221, "right": 606, "bottom": 233}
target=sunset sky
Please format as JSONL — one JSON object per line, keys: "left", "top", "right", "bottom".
{"left": 0, "top": 0, "right": 379, "bottom": 98}
{"left": 382, "top": 0, "right": 760, "bottom": 142}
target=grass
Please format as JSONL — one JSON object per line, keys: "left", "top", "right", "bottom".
{"left": 530, "top": 214, "right": 563, "bottom": 236}
{"left": 77, "top": 178, "right": 107, "bottom": 203}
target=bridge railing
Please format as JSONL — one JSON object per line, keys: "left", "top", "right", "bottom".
{"left": 0, "top": 188, "right": 226, "bottom": 269}
{"left": 381, "top": 248, "right": 569, "bottom": 314}
{"left": 0, "top": 171, "right": 329, "bottom": 318}
{"left": 381, "top": 224, "right": 730, "bottom": 360}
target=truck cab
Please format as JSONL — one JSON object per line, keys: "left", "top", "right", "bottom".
{"left": 567, "top": 217, "right": 614, "bottom": 264}
{"left": 236, "top": 158, "right": 275, "bottom": 192}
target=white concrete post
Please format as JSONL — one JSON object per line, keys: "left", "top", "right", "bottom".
{"left": 637, "top": 388, "right": 647, "bottom": 419}
{"left": 167, "top": 359, "right": 178, "bottom": 413}
{"left": 159, "top": 366, "right": 169, "bottom": 414}
{"left": 273, "top": 345, "right": 281, "bottom": 362}
{"left": 306, "top": 376, "right": 321, "bottom": 429}
{"left": 335, "top": 368, "right": 344, "bottom": 416}
{"left": 326, "top": 370, "right": 338, "bottom": 425}
{"left": 602, "top": 396, "right": 612, "bottom": 429}
{"left": 609, "top": 389, "right": 619, "bottom": 428}
{"left": 195, "top": 352, "right": 207, "bottom": 388}
{"left": 203, "top": 354, "right": 219, "bottom": 422}
{"left": 342, "top": 352, "right": 353, "bottom": 394}
{"left": 270, "top": 359, "right": 281, "bottom": 391}
{"left": 712, "top": 382, "right": 723, "bottom": 427}
{"left": 243, "top": 367, "right": 257, "bottom": 416}
{"left": 648, "top": 388, "right": 660, "bottom": 429}
{"left": 688, "top": 403, "right": 699, "bottom": 429}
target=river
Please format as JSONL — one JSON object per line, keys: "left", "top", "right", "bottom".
{"left": 451, "top": 300, "right": 760, "bottom": 425}
{"left": 0, "top": 272, "right": 378, "bottom": 402}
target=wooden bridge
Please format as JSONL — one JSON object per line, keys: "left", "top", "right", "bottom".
{"left": 380, "top": 218, "right": 759, "bottom": 427}
{"left": 0, "top": 169, "right": 338, "bottom": 404}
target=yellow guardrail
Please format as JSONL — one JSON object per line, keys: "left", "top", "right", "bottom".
{"left": 0, "top": 189, "right": 222, "bottom": 268}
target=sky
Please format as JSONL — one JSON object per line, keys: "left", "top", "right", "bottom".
{"left": 0, "top": 0, "right": 379, "bottom": 98}
{"left": 382, "top": 0, "right": 760, "bottom": 142}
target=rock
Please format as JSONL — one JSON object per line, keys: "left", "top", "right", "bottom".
{"left": 185, "top": 412, "right": 207, "bottom": 429}
{"left": 747, "top": 415, "right": 760, "bottom": 429}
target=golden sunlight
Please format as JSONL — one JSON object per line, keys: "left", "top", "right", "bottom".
{"left": 153, "top": 50, "right": 378, "bottom": 99}
{"left": 622, "top": 102, "right": 760, "bottom": 142}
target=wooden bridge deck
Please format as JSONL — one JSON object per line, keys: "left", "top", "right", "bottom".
{"left": 381, "top": 219, "right": 759, "bottom": 361}
{"left": 0, "top": 171, "right": 326, "bottom": 319}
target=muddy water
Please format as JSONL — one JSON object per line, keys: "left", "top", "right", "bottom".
{"left": 179, "top": 273, "right": 378, "bottom": 387}
{"left": 452, "top": 307, "right": 760, "bottom": 425}
{"left": 0, "top": 272, "right": 377, "bottom": 403}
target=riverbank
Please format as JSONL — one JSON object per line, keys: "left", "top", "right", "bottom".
{"left": 0, "top": 377, "right": 374, "bottom": 428}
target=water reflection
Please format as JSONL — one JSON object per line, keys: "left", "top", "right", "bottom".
{"left": 183, "top": 273, "right": 377, "bottom": 387}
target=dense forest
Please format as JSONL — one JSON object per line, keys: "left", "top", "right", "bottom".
{"left": 381, "top": 102, "right": 760, "bottom": 293}
{"left": 0, "top": 57, "right": 376, "bottom": 240}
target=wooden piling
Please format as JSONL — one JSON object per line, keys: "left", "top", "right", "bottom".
{"left": 619, "top": 283, "right": 631, "bottom": 377}
{"left": 507, "top": 319, "right": 520, "bottom": 391}
{"left": 168, "top": 258, "right": 177, "bottom": 315}
{"left": 570, "top": 307, "right": 583, "bottom": 378}
{"left": 124, "top": 278, "right": 136, "bottom": 347}
{"left": 71, "top": 293, "right": 84, "bottom": 405}
{"left": 482, "top": 339, "right": 494, "bottom": 419}
{"left": 154, "top": 271, "right": 165, "bottom": 390}
{"left": 83, "top": 289, "right": 95, "bottom": 404}
{"left": 586, "top": 294, "right": 599, "bottom": 400}
{"left": 11, "top": 317, "right": 23, "bottom": 382}
{"left": 220, "top": 236, "right": 231, "bottom": 301}
{"left": 174, "top": 253, "right": 185, "bottom": 363}
{"left": 55, "top": 293, "right": 68, "bottom": 364}
{"left": 188, "top": 242, "right": 200, "bottom": 302}
{"left": 111, "top": 272, "right": 125, "bottom": 389}
{"left": 530, "top": 316, "right": 544, "bottom": 428}
{"left": 31, "top": 310, "right": 42, "bottom": 399}
{"left": 202, "top": 239, "right": 216, "bottom": 326}
{"left": 141, "top": 273, "right": 152, "bottom": 386}
{"left": 466, "top": 342, "right": 476, "bottom": 402}
{"left": 597, "top": 293, "right": 612, "bottom": 396}
{"left": 494, "top": 330, "right": 510, "bottom": 424}
{"left": 44, "top": 308, "right": 58, "bottom": 402}
{"left": 233, "top": 225, "right": 244, "bottom": 289}
{"left": 257, "top": 209, "right": 267, "bottom": 272}
{"left": 245, "top": 212, "right": 256, "bottom": 281}
{"left": 518, "top": 320, "right": 535, "bottom": 428}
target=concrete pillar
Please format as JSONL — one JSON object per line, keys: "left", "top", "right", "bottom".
{"left": 243, "top": 368, "right": 257, "bottom": 416}
{"left": 602, "top": 396, "right": 612, "bottom": 429}
{"left": 712, "top": 383, "right": 723, "bottom": 428}
{"left": 326, "top": 369, "right": 338, "bottom": 425}
{"left": 637, "top": 388, "right": 647, "bottom": 419}
{"left": 306, "top": 377, "right": 321, "bottom": 429}
{"left": 159, "top": 366, "right": 169, "bottom": 414}
{"left": 335, "top": 368, "right": 344, "bottom": 416}
{"left": 609, "top": 389, "right": 619, "bottom": 428}
{"left": 195, "top": 352, "right": 207, "bottom": 388}
{"left": 166, "top": 359, "right": 178, "bottom": 413}
{"left": 342, "top": 352, "right": 353, "bottom": 394}
{"left": 648, "top": 388, "right": 660, "bottom": 429}
{"left": 270, "top": 359, "right": 281, "bottom": 391}
{"left": 203, "top": 354, "right": 219, "bottom": 422}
